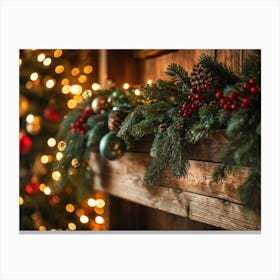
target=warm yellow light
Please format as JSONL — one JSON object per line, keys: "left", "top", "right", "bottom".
{"left": 75, "top": 209, "right": 84, "bottom": 217}
{"left": 25, "top": 81, "right": 33, "bottom": 89}
{"left": 54, "top": 49, "right": 63, "bottom": 58}
{"left": 80, "top": 215, "right": 89, "bottom": 224}
{"left": 83, "top": 65, "right": 93, "bottom": 74}
{"left": 123, "top": 83, "right": 129, "bottom": 89}
{"left": 41, "top": 155, "right": 49, "bottom": 164}
{"left": 26, "top": 114, "right": 34, "bottom": 123}
{"left": 68, "top": 223, "right": 76, "bottom": 230}
{"left": 91, "top": 83, "right": 100, "bottom": 91}
{"left": 52, "top": 171, "right": 61, "bottom": 181}
{"left": 94, "top": 207, "right": 104, "bottom": 215}
{"left": 71, "top": 158, "right": 79, "bottom": 167}
{"left": 43, "top": 58, "right": 52, "bottom": 66}
{"left": 61, "top": 78, "right": 69, "bottom": 86}
{"left": 82, "top": 89, "right": 92, "bottom": 100}
{"left": 47, "top": 137, "right": 56, "bottom": 147}
{"left": 46, "top": 79, "right": 55, "bottom": 89}
{"left": 43, "top": 186, "right": 51, "bottom": 195}
{"left": 56, "top": 152, "right": 63, "bottom": 161}
{"left": 30, "top": 72, "right": 39, "bottom": 81}
{"left": 19, "top": 59, "right": 22, "bottom": 66}
{"left": 70, "top": 84, "right": 82, "bottom": 95}
{"left": 62, "top": 85, "right": 71, "bottom": 94}
{"left": 67, "top": 99, "right": 77, "bottom": 109}
{"left": 96, "top": 199, "right": 106, "bottom": 208}
{"left": 95, "top": 216, "right": 104, "bottom": 224}
{"left": 57, "top": 141, "right": 67, "bottom": 151}
{"left": 37, "top": 53, "right": 46, "bottom": 62}
{"left": 147, "top": 79, "right": 152, "bottom": 85}
{"left": 39, "top": 184, "right": 46, "bottom": 192}
{"left": 19, "top": 197, "right": 24, "bottom": 205}
{"left": 134, "top": 89, "right": 141, "bottom": 96}
{"left": 65, "top": 204, "right": 75, "bottom": 213}
{"left": 78, "top": 75, "right": 87, "bottom": 83}
{"left": 55, "top": 65, "right": 64, "bottom": 74}
{"left": 73, "top": 94, "right": 83, "bottom": 103}
{"left": 71, "top": 67, "right": 80, "bottom": 76}
{"left": 33, "top": 116, "right": 41, "bottom": 125}
{"left": 39, "top": 226, "right": 46, "bottom": 231}
{"left": 87, "top": 198, "right": 96, "bottom": 207}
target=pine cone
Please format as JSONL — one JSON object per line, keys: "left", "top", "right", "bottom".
{"left": 158, "top": 123, "right": 167, "bottom": 133}
{"left": 108, "top": 110, "right": 128, "bottom": 134}
{"left": 190, "top": 63, "right": 219, "bottom": 89}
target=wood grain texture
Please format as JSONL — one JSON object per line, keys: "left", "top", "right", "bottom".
{"left": 133, "top": 50, "right": 177, "bottom": 59}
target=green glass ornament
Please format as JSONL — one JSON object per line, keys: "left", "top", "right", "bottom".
{"left": 99, "top": 132, "right": 126, "bottom": 160}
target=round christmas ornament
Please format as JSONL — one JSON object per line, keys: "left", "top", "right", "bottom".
{"left": 44, "top": 105, "right": 61, "bottom": 122}
{"left": 20, "top": 95, "right": 29, "bottom": 117}
{"left": 91, "top": 96, "right": 109, "bottom": 113}
{"left": 99, "top": 132, "right": 126, "bottom": 160}
{"left": 20, "top": 133, "right": 32, "bottom": 154}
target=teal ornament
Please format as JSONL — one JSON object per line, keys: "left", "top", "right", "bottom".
{"left": 99, "top": 132, "right": 126, "bottom": 160}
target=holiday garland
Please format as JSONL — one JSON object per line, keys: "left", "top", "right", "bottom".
{"left": 54, "top": 52, "right": 261, "bottom": 213}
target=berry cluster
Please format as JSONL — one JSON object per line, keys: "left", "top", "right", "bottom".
{"left": 215, "top": 78, "right": 260, "bottom": 115}
{"left": 70, "top": 106, "right": 93, "bottom": 134}
{"left": 179, "top": 86, "right": 206, "bottom": 118}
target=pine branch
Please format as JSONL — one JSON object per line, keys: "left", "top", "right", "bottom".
{"left": 165, "top": 63, "right": 191, "bottom": 87}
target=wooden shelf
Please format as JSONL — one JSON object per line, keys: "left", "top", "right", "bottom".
{"left": 89, "top": 131, "right": 260, "bottom": 230}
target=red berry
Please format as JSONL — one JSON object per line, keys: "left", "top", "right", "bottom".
{"left": 191, "top": 103, "right": 199, "bottom": 110}
{"left": 196, "top": 86, "right": 202, "bottom": 92}
{"left": 187, "top": 94, "right": 194, "bottom": 101}
{"left": 191, "top": 88, "right": 197, "bottom": 94}
{"left": 231, "top": 104, "right": 238, "bottom": 111}
{"left": 223, "top": 104, "right": 231, "bottom": 111}
{"left": 83, "top": 106, "right": 93, "bottom": 117}
{"left": 228, "top": 92, "right": 237, "bottom": 100}
{"left": 220, "top": 98, "right": 227, "bottom": 105}
{"left": 243, "top": 82, "right": 251, "bottom": 91}
{"left": 80, "top": 129, "right": 86, "bottom": 134}
{"left": 250, "top": 86, "right": 259, "bottom": 94}
{"left": 241, "top": 97, "right": 251, "bottom": 108}
{"left": 179, "top": 110, "right": 183, "bottom": 115}
{"left": 195, "top": 93, "right": 202, "bottom": 100}
{"left": 215, "top": 91, "right": 224, "bottom": 100}
{"left": 249, "top": 78, "right": 257, "bottom": 86}
{"left": 183, "top": 112, "right": 190, "bottom": 118}
{"left": 205, "top": 83, "right": 211, "bottom": 89}
{"left": 183, "top": 103, "right": 190, "bottom": 109}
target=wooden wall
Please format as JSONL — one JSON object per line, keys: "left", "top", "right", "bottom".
{"left": 104, "top": 49, "right": 256, "bottom": 230}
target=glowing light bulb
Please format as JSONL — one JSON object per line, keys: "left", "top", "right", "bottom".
{"left": 61, "top": 78, "right": 69, "bottom": 86}
{"left": 56, "top": 152, "right": 63, "bottom": 161}
{"left": 83, "top": 65, "right": 93, "bottom": 74}
{"left": 134, "top": 89, "right": 141, "bottom": 96}
{"left": 41, "top": 155, "right": 49, "bottom": 164}
{"left": 75, "top": 209, "right": 84, "bottom": 217}
{"left": 91, "top": 83, "right": 100, "bottom": 91}
{"left": 71, "top": 68, "right": 80, "bottom": 76}
{"left": 87, "top": 198, "right": 96, "bottom": 207}
{"left": 26, "top": 114, "right": 34, "bottom": 123}
{"left": 68, "top": 223, "right": 76, "bottom": 230}
{"left": 19, "top": 59, "right": 22, "bottom": 66}
{"left": 37, "top": 53, "right": 46, "bottom": 62}
{"left": 94, "top": 207, "right": 104, "bottom": 215}
{"left": 96, "top": 199, "right": 105, "bottom": 208}
{"left": 39, "top": 184, "right": 46, "bottom": 192}
{"left": 67, "top": 99, "right": 77, "bottom": 109}
{"left": 78, "top": 75, "right": 87, "bottom": 83}
{"left": 123, "top": 83, "right": 129, "bottom": 89}
{"left": 47, "top": 138, "right": 56, "bottom": 147}
{"left": 71, "top": 158, "right": 79, "bottom": 167}
{"left": 39, "top": 226, "right": 46, "bottom": 231}
{"left": 70, "top": 84, "right": 82, "bottom": 95}
{"left": 43, "top": 186, "right": 51, "bottom": 195}
{"left": 82, "top": 89, "right": 92, "bottom": 100}
{"left": 95, "top": 216, "right": 104, "bottom": 224}
{"left": 54, "top": 49, "right": 63, "bottom": 58}
{"left": 65, "top": 204, "right": 75, "bottom": 213}
{"left": 62, "top": 85, "right": 71, "bottom": 94}
{"left": 45, "top": 79, "right": 55, "bottom": 89}
{"left": 80, "top": 215, "right": 89, "bottom": 224}
{"left": 74, "top": 94, "right": 82, "bottom": 103}
{"left": 147, "top": 79, "right": 152, "bottom": 85}
{"left": 57, "top": 141, "right": 67, "bottom": 151}
{"left": 30, "top": 72, "right": 39, "bottom": 81}
{"left": 55, "top": 65, "right": 64, "bottom": 74}
{"left": 43, "top": 58, "right": 52, "bottom": 66}
{"left": 52, "top": 171, "right": 61, "bottom": 181}
{"left": 19, "top": 197, "right": 24, "bottom": 205}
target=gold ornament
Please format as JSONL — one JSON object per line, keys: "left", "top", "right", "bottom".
{"left": 20, "top": 95, "right": 29, "bottom": 116}
{"left": 91, "top": 96, "right": 108, "bottom": 113}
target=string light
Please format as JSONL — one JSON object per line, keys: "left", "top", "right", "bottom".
{"left": 55, "top": 65, "right": 64, "bottom": 74}
{"left": 83, "top": 65, "right": 93, "bottom": 74}
{"left": 73, "top": 94, "right": 82, "bottom": 103}
{"left": 61, "top": 78, "right": 69, "bottom": 86}
{"left": 78, "top": 75, "right": 87, "bottom": 83}
{"left": 53, "top": 49, "right": 63, "bottom": 58}
{"left": 91, "top": 83, "right": 100, "bottom": 91}
{"left": 147, "top": 79, "right": 152, "bottom": 85}
{"left": 134, "top": 89, "right": 141, "bottom": 96}
{"left": 70, "top": 84, "right": 82, "bottom": 95}
{"left": 68, "top": 223, "right": 76, "bottom": 230}
{"left": 80, "top": 215, "right": 89, "bottom": 224}
{"left": 71, "top": 158, "right": 79, "bottom": 167}
{"left": 19, "top": 197, "right": 24, "bottom": 205}
{"left": 39, "top": 184, "right": 46, "bottom": 192}
{"left": 82, "top": 89, "right": 92, "bottom": 99}
{"left": 62, "top": 85, "right": 71, "bottom": 94}
{"left": 19, "top": 59, "right": 22, "bottom": 66}
{"left": 57, "top": 141, "right": 67, "bottom": 151}
{"left": 43, "top": 58, "right": 52, "bottom": 66}
{"left": 75, "top": 209, "right": 84, "bottom": 217}
{"left": 67, "top": 99, "right": 77, "bottom": 109}
{"left": 43, "top": 186, "right": 52, "bottom": 195}
{"left": 45, "top": 78, "right": 55, "bottom": 89}
{"left": 41, "top": 155, "right": 49, "bottom": 164}
{"left": 65, "top": 204, "right": 75, "bottom": 213}
{"left": 39, "top": 226, "right": 46, "bottom": 231}
{"left": 96, "top": 199, "right": 105, "bottom": 208}
{"left": 37, "top": 53, "right": 46, "bottom": 62}
{"left": 87, "top": 198, "right": 96, "bottom": 207}
{"left": 47, "top": 138, "right": 56, "bottom": 147}
{"left": 26, "top": 114, "right": 34, "bottom": 123}
{"left": 71, "top": 67, "right": 80, "bottom": 76}
{"left": 95, "top": 216, "right": 104, "bottom": 224}
{"left": 123, "top": 83, "right": 129, "bottom": 89}
{"left": 52, "top": 171, "right": 61, "bottom": 181}
{"left": 56, "top": 152, "right": 63, "bottom": 161}
{"left": 30, "top": 72, "right": 39, "bottom": 81}
{"left": 94, "top": 207, "right": 104, "bottom": 215}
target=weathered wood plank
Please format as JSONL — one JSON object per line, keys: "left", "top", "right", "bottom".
{"left": 91, "top": 172, "right": 260, "bottom": 230}
{"left": 90, "top": 151, "right": 248, "bottom": 204}
{"left": 133, "top": 50, "right": 176, "bottom": 59}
